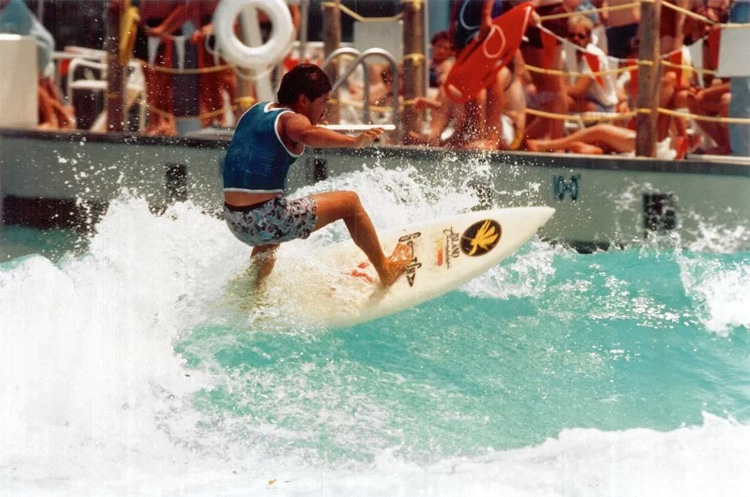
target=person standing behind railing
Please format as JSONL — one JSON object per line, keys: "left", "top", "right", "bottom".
{"left": 449, "top": 0, "right": 509, "bottom": 149}
{"left": 605, "top": 0, "right": 640, "bottom": 59}
{"left": 728, "top": 0, "right": 750, "bottom": 156}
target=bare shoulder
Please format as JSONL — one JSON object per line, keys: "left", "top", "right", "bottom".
{"left": 278, "top": 111, "right": 313, "bottom": 144}
{"left": 279, "top": 111, "right": 310, "bottom": 131}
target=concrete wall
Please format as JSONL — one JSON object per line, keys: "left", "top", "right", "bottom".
{"left": 1, "top": 129, "right": 749, "bottom": 251}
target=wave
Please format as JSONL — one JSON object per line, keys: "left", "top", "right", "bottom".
{"left": 1, "top": 174, "right": 748, "bottom": 495}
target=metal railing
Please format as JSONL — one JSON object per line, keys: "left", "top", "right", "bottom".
{"left": 321, "top": 47, "right": 400, "bottom": 140}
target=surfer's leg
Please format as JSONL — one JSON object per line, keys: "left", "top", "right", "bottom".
{"left": 308, "top": 191, "right": 410, "bottom": 286}
{"left": 250, "top": 244, "right": 279, "bottom": 288}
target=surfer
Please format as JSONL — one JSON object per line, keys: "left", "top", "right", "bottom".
{"left": 222, "top": 63, "right": 411, "bottom": 287}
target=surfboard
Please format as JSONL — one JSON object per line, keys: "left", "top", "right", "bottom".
{"left": 230, "top": 206, "right": 554, "bottom": 328}
{"left": 443, "top": 2, "right": 535, "bottom": 104}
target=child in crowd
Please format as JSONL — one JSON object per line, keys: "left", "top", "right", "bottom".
{"left": 429, "top": 30, "right": 455, "bottom": 89}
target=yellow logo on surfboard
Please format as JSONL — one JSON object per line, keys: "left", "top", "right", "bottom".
{"left": 460, "top": 219, "right": 501, "bottom": 256}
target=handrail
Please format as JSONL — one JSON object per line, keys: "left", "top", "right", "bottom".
{"left": 321, "top": 47, "right": 372, "bottom": 123}
{"left": 321, "top": 47, "right": 400, "bottom": 140}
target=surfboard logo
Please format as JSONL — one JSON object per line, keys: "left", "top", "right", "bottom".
{"left": 460, "top": 220, "right": 501, "bottom": 256}
{"left": 399, "top": 232, "right": 422, "bottom": 287}
{"left": 437, "top": 227, "right": 460, "bottom": 268}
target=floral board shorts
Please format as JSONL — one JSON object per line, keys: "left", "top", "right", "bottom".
{"left": 224, "top": 195, "right": 318, "bottom": 246}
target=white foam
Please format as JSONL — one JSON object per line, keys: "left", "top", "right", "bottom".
{"left": 461, "top": 239, "right": 558, "bottom": 299}
{"left": 2, "top": 174, "right": 748, "bottom": 495}
{"left": 678, "top": 254, "right": 750, "bottom": 335}
{"left": 5, "top": 409, "right": 746, "bottom": 496}
{"left": 0, "top": 196, "right": 240, "bottom": 487}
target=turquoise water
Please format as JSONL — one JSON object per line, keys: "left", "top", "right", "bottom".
{"left": 1, "top": 168, "right": 749, "bottom": 495}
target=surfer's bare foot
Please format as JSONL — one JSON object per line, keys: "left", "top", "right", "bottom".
{"left": 526, "top": 139, "right": 541, "bottom": 152}
{"left": 378, "top": 243, "right": 411, "bottom": 287}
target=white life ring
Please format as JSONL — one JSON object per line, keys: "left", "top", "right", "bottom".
{"left": 213, "top": 0, "right": 294, "bottom": 69}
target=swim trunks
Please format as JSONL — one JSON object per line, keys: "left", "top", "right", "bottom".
{"left": 224, "top": 195, "right": 318, "bottom": 246}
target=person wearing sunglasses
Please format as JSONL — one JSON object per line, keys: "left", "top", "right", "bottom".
{"left": 563, "top": 14, "right": 618, "bottom": 113}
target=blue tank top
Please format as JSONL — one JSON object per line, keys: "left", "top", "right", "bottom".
{"left": 223, "top": 102, "right": 304, "bottom": 194}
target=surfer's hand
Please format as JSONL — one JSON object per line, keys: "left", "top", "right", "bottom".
{"left": 353, "top": 128, "right": 384, "bottom": 148}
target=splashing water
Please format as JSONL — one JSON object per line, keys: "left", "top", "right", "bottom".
{"left": 1, "top": 166, "right": 749, "bottom": 496}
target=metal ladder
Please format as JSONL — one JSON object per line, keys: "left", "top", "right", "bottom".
{"left": 321, "top": 47, "right": 401, "bottom": 140}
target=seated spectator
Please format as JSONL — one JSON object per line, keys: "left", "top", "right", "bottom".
{"left": 410, "top": 61, "right": 525, "bottom": 150}
{"left": 527, "top": 121, "right": 677, "bottom": 159}
{"left": 372, "top": 64, "right": 401, "bottom": 110}
{"left": 365, "top": 64, "right": 404, "bottom": 144}
{"left": 429, "top": 30, "right": 455, "bottom": 89}
{"left": 563, "top": 14, "right": 618, "bottom": 113}
{"left": 686, "top": 82, "right": 731, "bottom": 154}
{"left": 576, "top": 0, "right": 608, "bottom": 53}
{"left": 678, "top": 1, "right": 731, "bottom": 154}
{"left": 520, "top": 0, "right": 569, "bottom": 141}
{"left": 408, "top": 86, "right": 482, "bottom": 148}
{"left": 140, "top": 0, "right": 218, "bottom": 39}
{"left": 527, "top": 122, "right": 635, "bottom": 154}
{"left": 618, "top": 36, "right": 694, "bottom": 153}
{"left": 563, "top": 0, "right": 607, "bottom": 53}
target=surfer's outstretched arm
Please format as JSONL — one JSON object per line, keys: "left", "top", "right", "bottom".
{"left": 308, "top": 191, "right": 410, "bottom": 286}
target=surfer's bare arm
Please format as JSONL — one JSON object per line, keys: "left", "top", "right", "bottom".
{"left": 283, "top": 114, "right": 384, "bottom": 149}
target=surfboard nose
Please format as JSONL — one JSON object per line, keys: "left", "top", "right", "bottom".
{"left": 538, "top": 206, "right": 556, "bottom": 225}
{"left": 519, "top": 206, "right": 555, "bottom": 228}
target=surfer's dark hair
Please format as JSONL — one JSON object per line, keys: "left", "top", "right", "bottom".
{"left": 277, "top": 64, "right": 332, "bottom": 105}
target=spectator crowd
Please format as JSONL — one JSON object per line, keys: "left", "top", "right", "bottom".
{"left": 1, "top": 0, "right": 749, "bottom": 158}
{"left": 403, "top": 0, "right": 749, "bottom": 158}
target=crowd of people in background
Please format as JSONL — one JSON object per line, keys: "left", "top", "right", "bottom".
{"left": 401, "top": 0, "right": 749, "bottom": 158}
{"left": 1, "top": 0, "right": 748, "bottom": 158}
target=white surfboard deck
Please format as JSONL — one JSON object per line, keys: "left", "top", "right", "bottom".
{"left": 232, "top": 206, "right": 554, "bottom": 328}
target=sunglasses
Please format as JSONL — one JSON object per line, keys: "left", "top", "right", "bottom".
{"left": 568, "top": 32, "right": 589, "bottom": 40}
